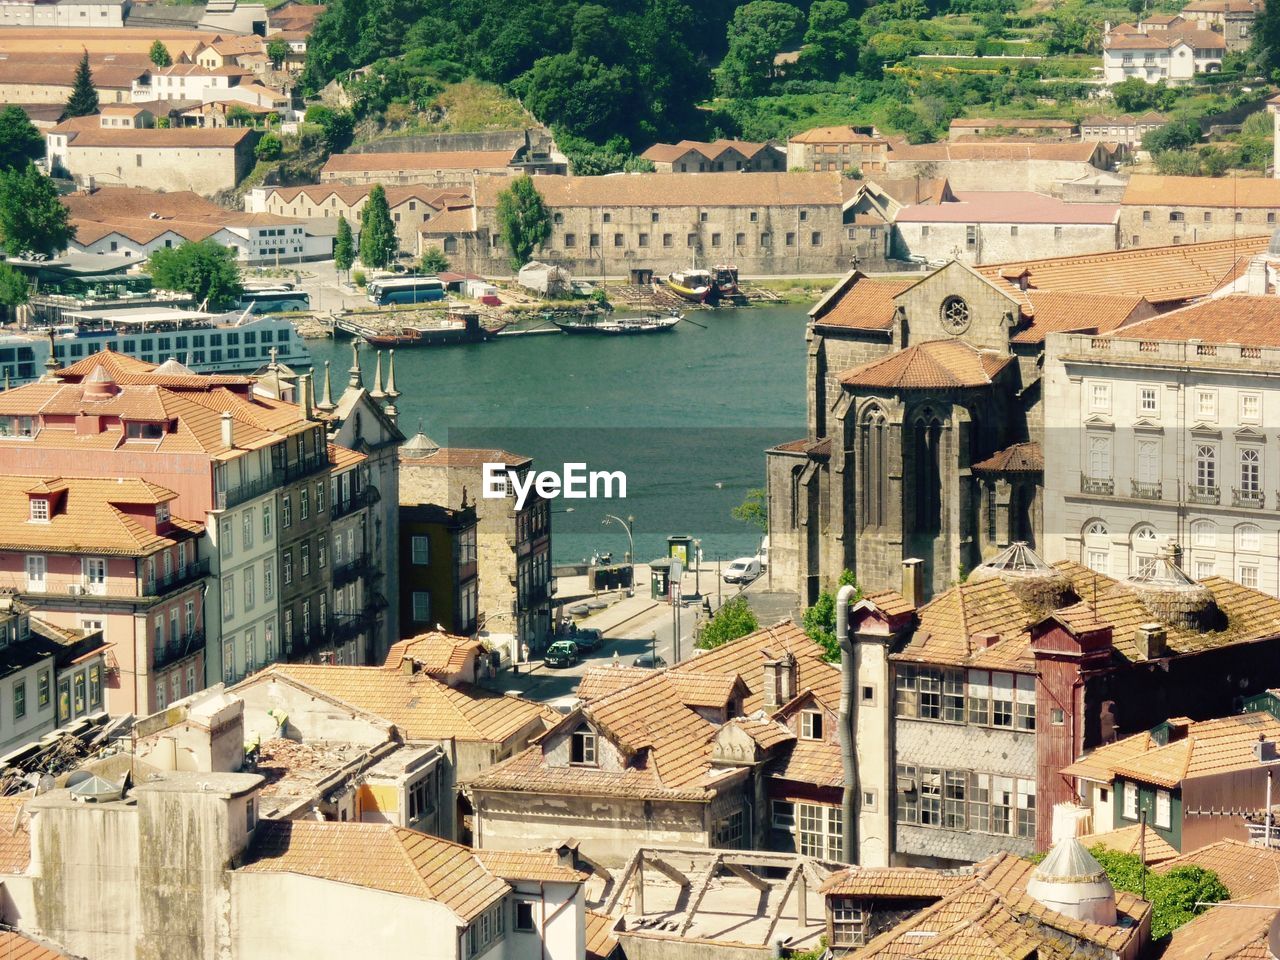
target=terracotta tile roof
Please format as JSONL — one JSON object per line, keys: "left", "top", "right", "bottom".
{"left": 322, "top": 150, "right": 514, "bottom": 175}
{"left": 326, "top": 443, "right": 366, "bottom": 470}
{"left": 576, "top": 664, "right": 652, "bottom": 702}
{"left": 769, "top": 437, "right": 832, "bottom": 459}
{"left": 809, "top": 273, "right": 915, "bottom": 331}
{"left": 864, "top": 177, "right": 951, "bottom": 207}
{"left": 898, "top": 192, "right": 1118, "bottom": 225}
{"left": 1078, "top": 823, "right": 1180, "bottom": 863}
{"left": 640, "top": 139, "right": 772, "bottom": 163}
{"left": 398, "top": 446, "right": 531, "bottom": 468}
{"left": 264, "top": 664, "right": 555, "bottom": 744}
{"left": 263, "top": 183, "right": 464, "bottom": 209}
{"left": 1104, "top": 713, "right": 1280, "bottom": 788}
{"left": 971, "top": 442, "right": 1043, "bottom": 473}
{"left": 0, "top": 60, "right": 145, "bottom": 89}
{"left": 586, "top": 910, "right": 620, "bottom": 960}
{"left": 789, "top": 126, "right": 887, "bottom": 145}
{"left": 1123, "top": 174, "right": 1280, "bottom": 209}
{"left": 0, "top": 931, "right": 72, "bottom": 960}
{"left": 1010, "top": 290, "right": 1151, "bottom": 344}
{"left": 474, "top": 172, "right": 847, "bottom": 209}
{"left": 1064, "top": 730, "right": 1157, "bottom": 782}
{"left": 0, "top": 795, "right": 31, "bottom": 874}
{"left": 383, "top": 630, "right": 482, "bottom": 676}
{"left": 0, "top": 475, "right": 200, "bottom": 556}
{"left": 1157, "top": 841, "right": 1280, "bottom": 899}
{"left": 720, "top": 714, "right": 794, "bottom": 750}
{"left": 840, "top": 340, "right": 1014, "bottom": 390}
{"left": 863, "top": 590, "right": 915, "bottom": 617}
{"left": 977, "top": 235, "right": 1270, "bottom": 305}
{"left": 240, "top": 820, "right": 508, "bottom": 921}
{"left": 667, "top": 670, "right": 747, "bottom": 709}
{"left": 55, "top": 124, "right": 253, "bottom": 148}
{"left": 420, "top": 206, "right": 477, "bottom": 235}
{"left": 1162, "top": 894, "right": 1278, "bottom": 960}
{"left": 681, "top": 621, "right": 842, "bottom": 713}
{"left": 1082, "top": 112, "right": 1170, "bottom": 125}
{"left": 820, "top": 864, "right": 972, "bottom": 897}
{"left": 0, "top": 29, "right": 219, "bottom": 60}
{"left": 472, "top": 849, "right": 587, "bottom": 883}
{"left": 1104, "top": 294, "right": 1280, "bottom": 348}
{"left": 770, "top": 737, "right": 844, "bottom": 787}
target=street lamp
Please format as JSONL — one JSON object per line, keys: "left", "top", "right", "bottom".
{"left": 602, "top": 514, "right": 635, "bottom": 597}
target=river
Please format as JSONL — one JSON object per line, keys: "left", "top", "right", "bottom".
{"left": 304, "top": 304, "right": 810, "bottom": 565}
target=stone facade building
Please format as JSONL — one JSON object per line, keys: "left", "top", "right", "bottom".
{"left": 786, "top": 125, "right": 891, "bottom": 174}
{"left": 764, "top": 236, "right": 1266, "bottom": 606}
{"left": 639, "top": 139, "right": 786, "bottom": 173}
{"left": 1120, "top": 174, "right": 1280, "bottom": 247}
{"left": 1080, "top": 112, "right": 1169, "bottom": 147}
{"left": 947, "top": 118, "right": 1078, "bottom": 139}
{"left": 319, "top": 149, "right": 523, "bottom": 187}
{"left": 881, "top": 141, "right": 1115, "bottom": 193}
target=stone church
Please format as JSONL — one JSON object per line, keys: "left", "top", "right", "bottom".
{"left": 766, "top": 258, "right": 1162, "bottom": 604}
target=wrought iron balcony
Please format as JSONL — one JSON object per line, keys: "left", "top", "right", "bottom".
{"left": 1234, "top": 488, "right": 1265, "bottom": 509}
{"left": 216, "top": 473, "right": 278, "bottom": 511}
{"left": 142, "top": 558, "right": 211, "bottom": 597}
{"left": 153, "top": 630, "right": 205, "bottom": 671}
{"left": 332, "top": 552, "right": 371, "bottom": 588}
{"left": 330, "top": 486, "right": 378, "bottom": 521}
{"left": 1080, "top": 473, "right": 1114, "bottom": 496}
{"left": 1188, "top": 483, "right": 1220, "bottom": 505}
{"left": 1130, "top": 480, "right": 1162, "bottom": 500}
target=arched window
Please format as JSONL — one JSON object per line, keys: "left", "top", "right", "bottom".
{"left": 1191, "top": 519, "right": 1216, "bottom": 548}
{"left": 912, "top": 411, "right": 943, "bottom": 535}
{"left": 1236, "top": 523, "right": 1262, "bottom": 553}
{"left": 1130, "top": 524, "right": 1159, "bottom": 579}
{"left": 1085, "top": 520, "right": 1108, "bottom": 537}
{"left": 1083, "top": 520, "right": 1109, "bottom": 575}
{"left": 859, "top": 406, "right": 887, "bottom": 528}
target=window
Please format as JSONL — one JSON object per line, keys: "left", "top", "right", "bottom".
{"left": 220, "top": 517, "right": 233, "bottom": 557}
{"left": 563, "top": 232, "right": 576, "bottom": 248}
{"left": 262, "top": 503, "right": 272, "bottom": 540}
{"left": 1195, "top": 443, "right": 1217, "bottom": 489}
{"left": 1142, "top": 210, "right": 1151, "bottom": 222}
{"left": 1192, "top": 519, "right": 1216, "bottom": 548}
{"left": 1169, "top": 211, "right": 1184, "bottom": 222}
{"left": 603, "top": 212, "right": 612, "bottom": 223}
{"left": 263, "top": 558, "right": 274, "bottom": 601}
{"left": 662, "top": 233, "right": 673, "bottom": 247}
{"left": 89, "top": 665, "right": 102, "bottom": 708}
{"left": 1155, "top": 789, "right": 1171, "bottom": 829}
{"left": 25, "top": 555, "right": 45, "bottom": 592}
{"left": 222, "top": 574, "right": 235, "bottom": 619}
{"left": 571, "top": 727, "right": 597, "bottom": 765}
{"left": 1087, "top": 433, "right": 1112, "bottom": 480}
{"left": 800, "top": 710, "right": 824, "bottom": 740}
{"left": 282, "top": 551, "right": 292, "bottom": 586}
{"left": 82, "top": 558, "right": 106, "bottom": 595}
{"left": 713, "top": 809, "right": 744, "bottom": 848}
{"left": 895, "top": 665, "right": 964, "bottom": 723}
{"left": 514, "top": 902, "right": 535, "bottom": 932}
{"left": 242, "top": 510, "right": 253, "bottom": 550}
{"left": 1240, "top": 448, "right": 1262, "bottom": 496}
{"left": 1241, "top": 393, "right": 1262, "bottom": 424}
{"left": 1123, "top": 782, "right": 1138, "bottom": 820}
{"left": 711, "top": 233, "right": 721, "bottom": 247}
{"left": 1196, "top": 389, "right": 1217, "bottom": 421}
{"left": 639, "top": 233, "right": 650, "bottom": 247}
{"left": 830, "top": 898, "right": 865, "bottom": 948}
{"left": 412, "top": 591, "right": 430, "bottom": 622}
{"left": 411, "top": 535, "right": 429, "bottom": 564}
{"left": 1195, "top": 559, "right": 1216, "bottom": 580}
{"left": 1236, "top": 523, "right": 1262, "bottom": 552}
{"left": 243, "top": 567, "right": 255, "bottom": 610}
{"left": 810, "top": 231, "right": 822, "bottom": 246}
{"left": 13, "top": 681, "right": 25, "bottom": 720}
{"left": 1089, "top": 381, "right": 1111, "bottom": 412}
{"left": 318, "top": 536, "right": 326, "bottom": 569}
{"left": 1238, "top": 563, "right": 1260, "bottom": 588}
{"left": 38, "top": 670, "right": 49, "bottom": 707}
{"left": 613, "top": 233, "right": 623, "bottom": 247}
{"left": 797, "top": 802, "right": 841, "bottom": 859}
{"left": 299, "top": 487, "right": 309, "bottom": 520}
{"left": 1139, "top": 386, "right": 1158, "bottom": 415}
{"left": 282, "top": 495, "right": 291, "bottom": 528}
{"left": 301, "top": 542, "right": 310, "bottom": 578}
{"left": 785, "top": 231, "right": 795, "bottom": 246}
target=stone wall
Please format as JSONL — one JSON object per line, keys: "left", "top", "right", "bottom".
{"left": 893, "top": 220, "right": 1119, "bottom": 266}
{"left": 1119, "top": 203, "right": 1275, "bottom": 247}
{"left": 885, "top": 158, "right": 1106, "bottom": 194}
{"left": 65, "top": 140, "right": 257, "bottom": 195}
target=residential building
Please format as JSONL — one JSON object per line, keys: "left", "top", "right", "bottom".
{"left": 893, "top": 191, "right": 1120, "bottom": 265}
{"left": 47, "top": 116, "right": 259, "bottom": 194}
{"left": 130, "top": 64, "right": 289, "bottom": 114}
{"left": 326, "top": 443, "right": 378, "bottom": 660}
{"left": 441, "top": 172, "right": 860, "bottom": 276}
{"left": 0, "top": 0, "right": 130, "bottom": 29}
{"left": 639, "top": 139, "right": 786, "bottom": 173}
{"left": 246, "top": 183, "right": 472, "bottom": 256}
{"left": 1081, "top": 112, "right": 1170, "bottom": 147}
{"left": 764, "top": 235, "right": 1269, "bottom": 604}
{"left": 948, "top": 118, "right": 1078, "bottom": 139}
{"left": 1120, "top": 175, "right": 1280, "bottom": 246}
{"left": 1043, "top": 292, "right": 1280, "bottom": 597}
{"left": 319, "top": 149, "right": 524, "bottom": 186}
{"left": 786, "top": 125, "right": 891, "bottom": 174}
{"left": 192, "top": 34, "right": 268, "bottom": 71}
{"left": 64, "top": 186, "right": 331, "bottom": 264}
{"left": 881, "top": 140, "right": 1116, "bottom": 193}
{"left": 843, "top": 543, "right": 1280, "bottom": 866}
{"left": 1054, "top": 170, "right": 1131, "bottom": 203}
{"left": 1179, "top": 0, "right": 1261, "bottom": 51}
{"left": 842, "top": 176, "right": 953, "bottom": 266}
{"left": 0, "top": 53, "right": 146, "bottom": 105}
{"left": 0, "top": 472, "right": 206, "bottom": 716}
{"left": 399, "top": 501, "right": 479, "bottom": 638}
{"left": 384, "top": 631, "right": 487, "bottom": 687}
{"left": 1102, "top": 20, "right": 1226, "bottom": 84}
{"left": 1064, "top": 711, "right": 1280, "bottom": 854}
{"left": 399, "top": 432, "right": 551, "bottom": 662}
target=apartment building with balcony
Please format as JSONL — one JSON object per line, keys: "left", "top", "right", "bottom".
{"left": 398, "top": 501, "right": 479, "bottom": 638}
{"left": 325, "top": 443, "right": 378, "bottom": 664}
{"left": 1044, "top": 292, "right": 1280, "bottom": 595}
{"left": 0, "top": 474, "right": 206, "bottom": 715}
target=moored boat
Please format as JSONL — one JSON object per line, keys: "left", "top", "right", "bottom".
{"left": 665, "top": 269, "right": 713, "bottom": 303}
{"left": 712, "top": 264, "right": 740, "bottom": 297}
{"left": 552, "top": 312, "right": 681, "bottom": 336}
{"left": 363, "top": 310, "right": 507, "bottom": 347}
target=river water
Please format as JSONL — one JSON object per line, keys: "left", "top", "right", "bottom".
{"left": 305, "top": 305, "right": 810, "bottom": 565}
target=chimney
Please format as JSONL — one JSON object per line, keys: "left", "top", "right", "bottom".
{"left": 902, "top": 558, "right": 924, "bottom": 609}
{"left": 220, "top": 410, "right": 234, "bottom": 449}
{"left": 972, "top": 631, "right": 1001, "bottom": 649}
{"left": 762, "top": 652, "right": 798, "bottom": 708}
{"left": 1247, "top": 257, "right": 1268, "bottom": 296}
{"left": 1133, "top": 622, "right": 1168, "bottom": 660}
{"left": 298, "top": 373, "right": 312, "bottom": 421}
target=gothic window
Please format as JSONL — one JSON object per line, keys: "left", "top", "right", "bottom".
{"left": 912, "top": 412, "right": 943, "bottom": 535}
{"left": 940, "top": 296, "right": 970, "bottom": 335}
{"left": 859, "top": 406, "right": 887, "bottom": 528}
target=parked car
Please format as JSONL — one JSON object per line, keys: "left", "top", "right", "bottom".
{"left": 571, "top": 628, "right": 603, "bottom": 652}
{"left": 632, "top": 653, "right": 668, "bottom": 669}
{"left": 723, "top": 557, "right": 761, "bottom": 584}
{"left": 544, "top": 640, "right": 579, "bottom": 668}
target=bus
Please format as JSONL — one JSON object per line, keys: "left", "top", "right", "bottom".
{"left": 237, "top": 287, "right": 310, "bottom": 313}
{"left": 367, "top": 276, "right": 446, "bottom": 306}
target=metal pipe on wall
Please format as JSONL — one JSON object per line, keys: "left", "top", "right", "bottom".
{"left": 836, "top": 583, "right": 859, "bottom": 865}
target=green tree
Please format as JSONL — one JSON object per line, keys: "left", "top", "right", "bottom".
{"left": 1112, "top": 76, "right": 1164, "bottom": 112}
{"left": 226, "top": 104, "right": 255, "bottom": 128}
{"left": 0, "top": 107, "right": 44, "bottom": 172}
{"left": 64, "top": 51, "right": 99, "bottom": 119}
{"left": 420, "top": 247, "right": 449, "bottom": 273}
{"left": 334, "top": 215, "right": 355, "bottom": 277}
{"left": 801, "top": 570, "right": 860, "bottom": 661}
{"left": 1143, "top": 117, "right": 1201, "bottom": 153}
{"left": 149, "top": 40, "right": 172, "bottom": 68}
{"left": 1089, "top": 848, "right": 1228, "bottom": 940}
{"left": 1255, "top": 0, "right": 1280, "bottom": 73}
{"left": 358, "top": 184, "right": 397, "bottom": 269}
{"left": 515, "top": 53, "right": 632, "bottom": 143}
{"left": 799, "top": 0, "right": 860, "bottom": 79}
{"left": 303, "top": 104, "right": 355, "bottom": 152}
{"left": 494, "top": 175, "right": 550, "bottom": 271}
{"left": 0, "top": 164, "right": 74, "bottom": 257}
{"left": 731, "top": 488, "right": 768, "bottom": 532}
{"left": 718, "top": 1, "right": 805, "bottom": 97}
{"left": 571, "top": 4, "right": 621, "bottom": 62}
{"left": 267, "top": 38, "right": 291, "bottom": 70}
{"left": 148, "top": 239, "right": 243, "bottom": 309}
{"left": 1154, "top": 149, "right": 1201, "bottom": 175}
{"left": 0, "top": 261, "right": 29, "bottom": 323}
{"left": 254, "top": 133, "right": 283, "bottom": 161}
{"left": 696, "top": 596, "right": 760, "bottom": 650}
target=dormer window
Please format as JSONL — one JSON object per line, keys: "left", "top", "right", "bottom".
{"left": 570, "top": 726, "right": 597, "bottom": 766}
{"left": 156, "top": 502, "right": 171, "bottom": 524}
{"left": 801, "top": 710, "right": 824, "bottom": 741}
{"left": 126, "top": 421, "right": 165, "bottom": 440}
{"left": 29, "top": 499, "right": 48, "bottom": 522}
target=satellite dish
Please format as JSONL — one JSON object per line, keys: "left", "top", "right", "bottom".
{"left": 65, "top": 771, "right": 93, "bottom": 789}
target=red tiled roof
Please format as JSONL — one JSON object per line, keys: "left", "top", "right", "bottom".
{"left": 971, "top": 442, "right": 1043, "bottom": 473}
{"left": 809, "top": 273, "right": 914, "bottom": 331}
{"left": 840, "top": 340, "right": 1014, "bottom": 390}
{"left": 897, "top": 192, "right": 1118, "bottom": 225}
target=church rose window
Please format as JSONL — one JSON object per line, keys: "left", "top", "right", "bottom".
{"left": 940, "top": 296, "right": 970, "bottom": 335}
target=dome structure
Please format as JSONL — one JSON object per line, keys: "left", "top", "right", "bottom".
{"left": 1025, "top": 837, "right": 1117, "bottom": 925}
{"left": 1127, "top": 551, "right": 1216, "bottom": 630}
{"left": 968, "top": 541, "right": 1074, "bottom": 612}
{"left": 400, "top": 431, "right": 440, "bottom": 459}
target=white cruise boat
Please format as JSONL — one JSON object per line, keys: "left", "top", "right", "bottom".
{"left": 1, "top": 308, "right": 310, "bottom": 385}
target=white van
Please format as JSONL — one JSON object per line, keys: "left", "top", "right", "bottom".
{"left": 724, "top": 557, "right": 761, "bottom": 584}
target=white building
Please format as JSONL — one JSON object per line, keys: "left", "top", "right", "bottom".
{"left": 1044, "top": 270, "right": 1280, "bottom": 596}
{"left": 893, "top": 191, "right": 1120, "bottom": 265}
{"left": 0, "top": 0, "right": 129, "bottom": 28}
{"left": 1102, "top": 20, "right": 1225, "bottom": 84}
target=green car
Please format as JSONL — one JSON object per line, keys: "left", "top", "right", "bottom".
{"left": 544, "top": 640, "right": 579, "bottom": 668}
